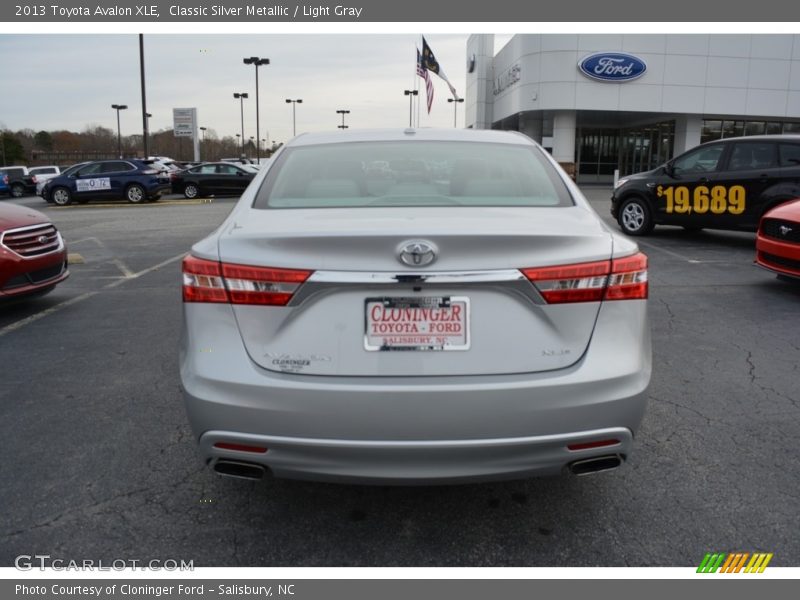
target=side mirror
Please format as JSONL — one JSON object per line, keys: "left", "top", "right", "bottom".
{"left": 664, "top": 162, "right": 674, "bottom": 177}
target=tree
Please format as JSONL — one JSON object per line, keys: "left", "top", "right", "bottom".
{"left": 0, "top": 131, "right": 25, "bottom": 166}
{"left": 34, "top": 130, "right": 53, "bottom": 151}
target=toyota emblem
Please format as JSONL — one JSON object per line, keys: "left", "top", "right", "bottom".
{"left": 397, "top": 240, "right": 437, "bottom": 267}
{"left": 37, "top": 235, "right": 49, "bottom": 244}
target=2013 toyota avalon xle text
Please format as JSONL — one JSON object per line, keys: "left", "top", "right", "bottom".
{"left": 180, "top": 128, "right": 652, "bottom": 484}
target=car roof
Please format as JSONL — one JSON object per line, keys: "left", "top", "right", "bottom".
{"left": 288, "top": 128, "right": 535, "bottom": 148}
{"left": 702, "top": 134, "right": 800, "bottom": 144}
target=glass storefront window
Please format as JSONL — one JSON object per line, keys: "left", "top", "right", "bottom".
{"left": 766, "top": 122, "right": 782, "bottom": 135}
{"left": 745, "top": 121, "right": 765, "bottom": 136}
{"left": 701, "top": 120, "right": 722, "bottom": 144}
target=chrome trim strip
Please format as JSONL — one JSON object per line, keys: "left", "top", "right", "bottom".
{"left": 289, "top": 269, "right": 544, "bottom": 306}
{"left": 308, "top": 269, "right": 526, "bottom": 284}
{"left": 0, "top": 223, "right": 64, "bottom": 260}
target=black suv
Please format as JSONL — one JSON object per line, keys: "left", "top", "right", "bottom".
{"left": 0, "top": 167, "right": 37, "bottom": 198}
{"left": 611, "top": 135, "right": 800, "bottom": 236}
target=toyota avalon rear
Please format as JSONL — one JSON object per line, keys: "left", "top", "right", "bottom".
{"left": 179, "top": 129, "right": 651, "bottom": 485}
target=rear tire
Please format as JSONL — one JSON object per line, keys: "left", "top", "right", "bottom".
{"left": 618, "top": 196, "right": 654, "bottom": 236}
{"left": 125, "top": 184, "right": 146, "bottom": 204}
{"left": 51, "top": 187, "right": 72, "bottom": 206}
{"left": 183, "top": 183, "right": 199, "bottom": 199}
{"left": 10, "top": 183, "right": 25, "bottom": 198}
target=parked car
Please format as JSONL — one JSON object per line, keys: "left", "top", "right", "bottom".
{"left": 180, "top": 128, "right": 652, "bottom": 484}
{"left": 220, "top": 157, "right": 255, "bottom": 165}
{"left": 755, "top": 198, "right": 800, "bottom": 280}
{"left": 0, "top": 166, "right": 38, "bottom": 198}
{"left": 0, "top": 173, "right": 8, "bottom": 197}
{"left": 172, "top": 162, "right": 258, "bottom": 198}
{"left": 0, "top": 203, "right": 69, "bottom": 299}
{"left": 31, "top": 165, "right": 62, "bottom": 196}
{"left": 611, "top": 135, "right": 800, "bottom": 236}
{"left": 41, "top": 159, "right": 171, "bottom": 205}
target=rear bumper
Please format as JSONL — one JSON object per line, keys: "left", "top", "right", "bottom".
{"left": 201, "top": 427, "right": 632, "bottom": 484}
{"left": 180, "top": 300, "right": 651, "bottom": 483}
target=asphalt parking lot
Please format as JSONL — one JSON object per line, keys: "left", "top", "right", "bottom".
{"left": 1, "top": 189, "right": 798, "bottom": 567}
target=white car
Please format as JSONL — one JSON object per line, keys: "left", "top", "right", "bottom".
{"left": 31, "top": 166, "right": 61, "bottom": 195}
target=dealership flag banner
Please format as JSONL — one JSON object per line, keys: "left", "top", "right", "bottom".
{"left": 421, "top": 36, "right": 458, "bottom": 99}
{"left": 417, "top": 48, "right": 434, "bottom": 114}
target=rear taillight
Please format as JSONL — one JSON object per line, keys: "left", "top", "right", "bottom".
{"left": 30, "top": 175, "right": 38, "bottom": 183}
{"left": 182, "top": 255, "right": 312, "bottom": 306}
{"left": 522, "top": 252, "right": 647, "bottom": 303}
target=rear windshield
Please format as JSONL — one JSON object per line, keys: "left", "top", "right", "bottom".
{"left": 253, "top": 141, "right": 574, "bottom": 209}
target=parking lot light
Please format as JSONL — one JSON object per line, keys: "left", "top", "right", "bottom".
{"left": 286, "top": 99, "right": 302, "bottom": 137}
{"left": 447, "top": 97, "right": 464, "bottom": 128}
{"left": 243, "top": 57, "right": 270, "bottom": 162}
{"left": 336, "top": 109, "right": 350, "bottom": 130}
{"left": 233, "top": 93, "right": 249, "bottom": 157}
{"left": 404, "top": 90, "right": 418, "bottom": 128}
{"left": 111, "top": 104, "right": 128, "bottom": 158}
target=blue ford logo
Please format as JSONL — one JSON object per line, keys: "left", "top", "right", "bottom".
{"left": 578, "top": 52, "right": 647, "bottom": 82}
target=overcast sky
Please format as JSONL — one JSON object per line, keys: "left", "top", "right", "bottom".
{"left": 0, "top": 34, "right": 510, "bottom": 145}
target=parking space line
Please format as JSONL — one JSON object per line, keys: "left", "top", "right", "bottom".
{"left": 112, "top": 259, "right": 136, "bottom": 278}
{"left": 0, "top": 252, "right": 188, "bottom": 338}
{"left": 636, "top": 240, "right": 698, "bottom": 263}
{"left": 0, "top": 292, "right": 99, "bottom": 338}
{"left": 103, "top": 252, "right": 187, "bottom": 289}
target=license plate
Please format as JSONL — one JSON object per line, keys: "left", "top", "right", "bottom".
{"left": 364, "top": 296, "right": 470, "bottom": 351}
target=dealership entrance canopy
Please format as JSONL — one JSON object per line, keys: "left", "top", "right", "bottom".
{"left": 466, "top": 34, "right": 800, "bottom": 182}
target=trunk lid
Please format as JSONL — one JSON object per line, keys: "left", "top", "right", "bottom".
{"left": 219, "top": 206, "right": 613, "bottom": 376}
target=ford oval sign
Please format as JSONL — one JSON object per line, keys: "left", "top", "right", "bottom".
{"left": 578, "top": 52, "right": 647, "bottom": 82}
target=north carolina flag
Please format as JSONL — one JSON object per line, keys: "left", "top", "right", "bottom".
{"left": 422, "top": 36, "right": 458, "bottom": 99}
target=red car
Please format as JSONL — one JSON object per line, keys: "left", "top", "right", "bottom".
{"left": 0, "top": 203, "right": 69, "bottom": 299}
{"left": 756, "top": 199, "right": 800, "bottom": 280}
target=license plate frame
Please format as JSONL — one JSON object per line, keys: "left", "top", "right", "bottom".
{"left": 364, "top": 296, "right": 470, "bottom": 352}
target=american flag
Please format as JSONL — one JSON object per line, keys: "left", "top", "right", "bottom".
{"left": 417, "top": 48, "right": 434, "bottom": 114}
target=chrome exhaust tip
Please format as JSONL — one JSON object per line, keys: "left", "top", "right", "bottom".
{"left": 568, "top": 454, "right": 623, "bottom": 476}
{"left": 213, "top": 459, "right": 267, "bottom": 481}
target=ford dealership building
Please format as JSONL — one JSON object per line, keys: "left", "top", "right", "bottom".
{"left": 466, "top": 34, "right": 800, "bottom": 182}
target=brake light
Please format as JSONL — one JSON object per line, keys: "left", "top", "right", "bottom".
{"left": 522, "top": 252, "right": 647, "bottom": 303}
{"left": 31, "top": 175, "right": 38, "bottom": 183}
{"left": 182, "top": 255, "right": 312, "bottom": 305}
{"left": 605, "top": 252, "right": 648, "bottom": 300}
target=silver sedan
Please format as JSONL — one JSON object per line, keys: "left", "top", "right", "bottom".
{"left": 180, "top": 128, "right": 651, "bottom": 484}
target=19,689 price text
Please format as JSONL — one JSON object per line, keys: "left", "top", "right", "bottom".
{"left": 657, "top": 184, "right": 746, "bottom": 215}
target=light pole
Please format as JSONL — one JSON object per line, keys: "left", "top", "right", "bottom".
{"left": 285, "top": 98, "right": 302, "bottom": 137}
{"left": 403, "top": 90, "right": 418, "bottom": 128}
{"left": 243, "top": 56, "right": 269, "bottom": 162}
{"left": 447, "top": 97, "right": 464, "bottom": 128}
{"left": 111, "top": 104, "right": 128, "bottom": 158}
{"left": 336, "top": 109, "right": 350, "bottom": 130}
{"left": 233, "top": 92, "right": 248, "bottom": 156}
{"left": 199, "top": 126, "right": 207, "bottom": 160}
{"left": 144, "top": 112, "right": 152, "bottom": 156}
